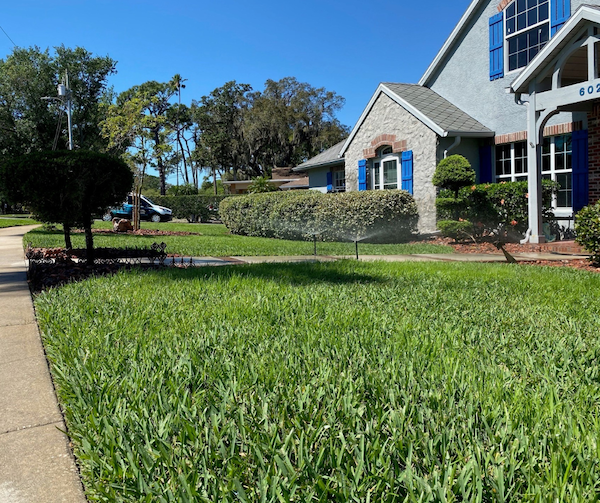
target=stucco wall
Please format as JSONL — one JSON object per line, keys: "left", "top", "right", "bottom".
{"left": 344, "top": 93, "right": 439, "bottom": 233}
{"left": 426, "top": 0, "right": 597, "bottom": 135}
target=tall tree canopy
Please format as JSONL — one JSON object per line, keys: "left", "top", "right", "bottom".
{"left": 192, "top": 77, "right": 348, "bottom": 185}
{"left": 0, "top": 45, "right": 117, "bottom": 157}
{"left": 103, "top": 77, "right": 180, "bottom": 194}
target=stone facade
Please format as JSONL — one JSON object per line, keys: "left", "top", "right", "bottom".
{"left": 344, "top": 93, "right": 438, "bottom": 233}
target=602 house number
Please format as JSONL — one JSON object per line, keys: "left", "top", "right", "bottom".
{"left": 580, "top": 84, "right": 600, "bottom": 96}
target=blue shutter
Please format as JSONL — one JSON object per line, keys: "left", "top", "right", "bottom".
{"left": 401, "top": 150, "right": 413, "bottom": 195}
{"left": 551, "top": 0, "right": 571, "bottom": 37}
{"left": 489, "top": 12, "right": 504, "bottom": 81}
{"left": 572, "top": 129, "right": 589, "bottom": 213}
{"left": 358, "top": 160, "right": 367, "bottom": 191}
{"left": 479, "top": 145, "right": 493, "bottom": 183}
{"left": 326, "top": 171, "right": 333, "bottom": 192}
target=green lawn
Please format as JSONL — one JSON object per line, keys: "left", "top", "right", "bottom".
{"left": 24, "top": 221, "right": 453, "bottom": 256}
{"left": 0, "top": 217, "right": 39, "bottom": 228}
{"left": 35, "top": 261, "right": 600, "bottom": 501}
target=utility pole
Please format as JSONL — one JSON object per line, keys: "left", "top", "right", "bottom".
{"left": 42, "top": 72, "right": 73, "bottom": 150}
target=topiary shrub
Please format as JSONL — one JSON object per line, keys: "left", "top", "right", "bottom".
{"left": 575, "top": 201, "right": 600, "bottom": 264}
{"left": 432, "top": 155, "right": 476, "bottom": 198}
{"left": 436, "top": 180, "right": 558, "bottom": 241}
{"left": 219, "top": 190, "right": 419, "bottom": 243}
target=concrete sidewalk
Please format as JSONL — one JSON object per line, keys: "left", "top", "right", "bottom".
{"left": 0, "top": 225, "right": 85, "bottom": 503}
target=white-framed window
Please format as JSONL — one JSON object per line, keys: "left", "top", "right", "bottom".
{"left": 333, "top": 169, "right": 345, "bottom": 192}
{"left": 370, "top": 146, "right": 399, "bottom": 190}
{"left": 505, "top": 0, "right": 550, "bottom": 72}
{"left": 495, "top": 141, "right": 528, "bottom": 182}
{"left": 542, "top": 133, "right": 572, "bottom": 210}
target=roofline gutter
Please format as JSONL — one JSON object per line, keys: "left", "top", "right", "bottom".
{"left": 293, "top": 158, "right": 345, "bottom": 172}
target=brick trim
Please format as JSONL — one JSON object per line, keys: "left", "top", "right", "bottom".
{"left": 497, "top": 0, "right": 511, "bottom": 12}
{"left": 363, "top": 134, "right": 408, "bottom": 159}
{"left": 494, "top": 122, "right": 583, "bottom": 145}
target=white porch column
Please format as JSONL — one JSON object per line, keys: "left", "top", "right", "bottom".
{"left": 526, "top": 86, "right": 545, "bottom": 243}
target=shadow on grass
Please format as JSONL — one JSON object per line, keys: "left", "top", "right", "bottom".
{"left": 29, "top": 260, "right": 385, "bottom": 292}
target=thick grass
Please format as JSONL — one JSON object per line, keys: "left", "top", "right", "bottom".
{"left": 0, "top": 217, "right": 39, "bottom": 228}
{"left": 35, "top": 261, "right": 600, "bottom": 502}
{"left": 23, "top": 221, "right": 453, "bottom": 257}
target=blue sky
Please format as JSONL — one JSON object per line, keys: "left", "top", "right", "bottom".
{"left": 2, "top": 0, "right": 472, "bottom": 128}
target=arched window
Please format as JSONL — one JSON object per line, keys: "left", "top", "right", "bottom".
{"left": 505, "top": 0, "right": 550, "bottom": 72}
{"left": 370, "top": 146, "right": 398, "bottom": 190}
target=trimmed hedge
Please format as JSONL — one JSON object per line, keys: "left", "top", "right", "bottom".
{"left": 219, "top": 190, "right": 419, "bottom": 243}
{"left": 436, "top": 180, "right": 558, "bottom": 239}
{"left": 575, "top": 201, "right": 600, "bottom": 264}
{"left": 152, "top": 195, "right": 230, "bottom": 222}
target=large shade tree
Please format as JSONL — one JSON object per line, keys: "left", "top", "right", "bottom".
{"left": 0, "top": 150, "right": 133, "bottom": 263}
{"left": 0, "top": 45, "right": 117, "bottom": 157}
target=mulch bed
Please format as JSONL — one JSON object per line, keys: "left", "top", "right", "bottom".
{"left": 423, "top": 236, "right": 599, "bottom": 274}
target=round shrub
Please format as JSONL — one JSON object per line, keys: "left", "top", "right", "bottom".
{"left": 575, "top": 202, "right": 600, "bottom": 264}
{"left": 437, "top": 220, "right": 473, "bottom": 241}
{"left": 219, "top": 190, "right": 419, "bottom": 243}
{"left": 432, "top": 155, "right": 475, "bottom": 197}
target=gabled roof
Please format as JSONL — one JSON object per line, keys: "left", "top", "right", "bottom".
{"left": 511, "top": 5, "right": 600, "bottom": 93}
{"left": 419, "top": 0, "right": 485, "bottom": 86}
{"left": 339, "top": 83, "right": 493, "bottom": 156}
{"left": 293, "top": 140, "right": 345, "bottom": 171}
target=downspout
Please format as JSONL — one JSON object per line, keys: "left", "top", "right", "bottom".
{"left": 444, "top": 136, "right": 461, "bottom": 158}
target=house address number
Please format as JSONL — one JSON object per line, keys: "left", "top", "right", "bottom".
{"left": 580, "top": 84, "right": 600, "bottom": 96}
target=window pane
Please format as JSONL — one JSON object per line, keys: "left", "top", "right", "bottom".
{"left": 517, "top": 32, "right": 528, "bottom": 50}
{"left": 515, "top": 158, "right": 524, "bottom": 173}
{"left": 518, "top": 51, "right": 528, "bottom": 68}
{"left": 540, "top": 26, "right": 549, "bottom": 43}
{"left": 517, "top": 12, "right": 527, "bottom": 31}
{"left": 539, "top": 2, "right": 548, "bottom": 21}
{"left": 555, "top": 135, "right": 564, "bottom": 151}
{"left": 383, "top": 160, "right": 397, "bottom": 185}
{"left": 557, "top": 173, "right": 572, "bottom": 207}
{"left": 542, "top": 154, "right": 551, "bottom": 172}
{"left": 507, "top": 2, "right": 516, "bottom": 18}
{"left": 517, "top": 0, "right": 526, "bottom": 12}
{"left": 555, "top": 153, "right": 564, "bottom": 170}
{"left": 507, "top": 18, "right": 516, "bottom": 34}
{"left": 542, "top": 137, "right": 551, "bottom": 154}
{"left": 374, "top": 163, "right": 380, "bottom": 187}
{"left": 509, "top": 54, "right": 518, "bottom": 71}
{"left": 529, "top": 29, "right": 539, "bottom": 46}
{"left": 528, "top": 8, "right": 537, "bottom": 26}
{"left": 527, "top": 0, "right": 537, "bottom": 9}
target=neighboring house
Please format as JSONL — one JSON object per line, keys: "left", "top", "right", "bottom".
{"left": 295, "top": 0, "right": 600, "bottom": 242}
{"left": 222, "top": 168, "right": 308, "bottom": 194}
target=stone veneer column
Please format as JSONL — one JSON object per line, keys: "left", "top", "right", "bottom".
{"left": 587, "top": 104, "right": 600, "bottom": 205}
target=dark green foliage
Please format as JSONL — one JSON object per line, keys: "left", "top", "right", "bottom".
{"left": 437, "top": 220, "right": 474, "bottom": 241}
{"left": 247, "top": 176, "right": 279, "bottom": 194}
{"left": 436, "top": 181, "right": 557, "bottom": 240}
{"left": 0, "top": 45, "right": 117, "bottom": 157}
{"left": 152, "top": 195, "right": 230, "bottom": 222}
{"left": 0, "top": 150, "right": 132, "bottom": 259}
{"left": 167, "top": 183, "right": 198, "bottom": 196}
{"left": 575, "top": 201, "right": 600, "bottom": 264}
{"left": 432, "top": 155, "right": 476, "bottom": 197}
{"left": 219, "top": 190, "right": 418, "bottom": 243}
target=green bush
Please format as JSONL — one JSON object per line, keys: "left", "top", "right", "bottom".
{"left": 575, "top": 201, "right": 600, "bottom": 264}
{"left": 437, "top": 220, "right": 474, "bottom": 241}
{"left": 152, "top": 195, "right": 230, "bottom": 223}
{"left": 437, "top": 181, "right": 558, "bottom": 239}
{"left": 432, "top": 155, "right": 476, "bottom": 197}
{"left": 219, "top": 190, "right": 419, "bottom": 243}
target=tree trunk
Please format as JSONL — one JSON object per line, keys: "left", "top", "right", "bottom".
{"left": 63, "top": 224, "right": 72, "bottom": 250}
{"left": 83, "top": 221, "right": 94, "bottom": 265}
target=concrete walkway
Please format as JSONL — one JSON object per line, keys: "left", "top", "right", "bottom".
{"left": 0, "top": 225, "right": 85, "bottom": 503}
